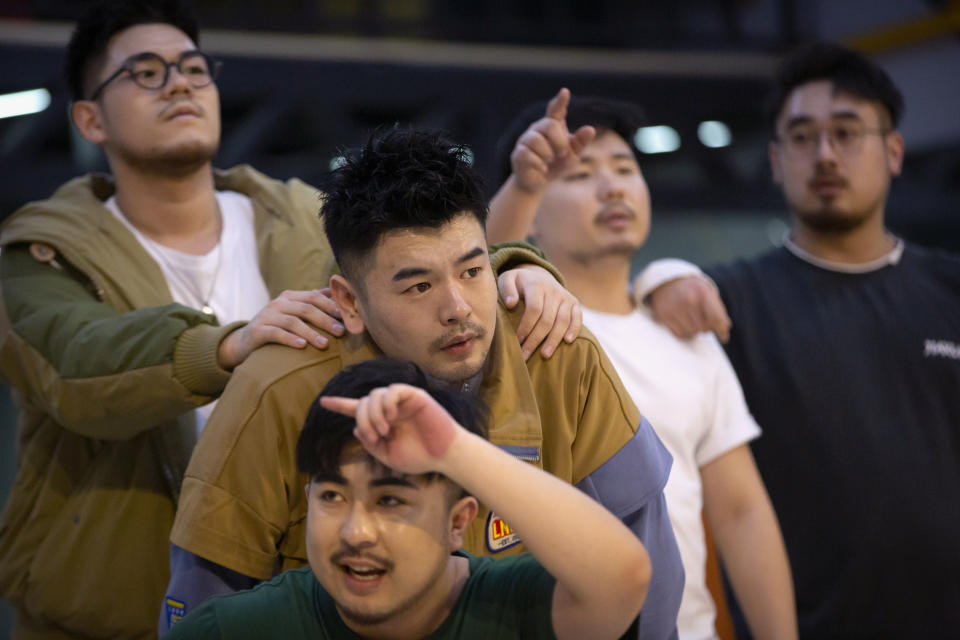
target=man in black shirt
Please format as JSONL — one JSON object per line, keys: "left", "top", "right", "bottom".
{"left": 639, "top": 42, "right": 960, "bottom": 638}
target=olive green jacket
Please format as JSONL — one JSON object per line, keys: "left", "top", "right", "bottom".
{"left": 0, "top": 165, "right": 331, "bottom": 639}
{"left": 0, "top": 165, "right": 553, "bottom": 639}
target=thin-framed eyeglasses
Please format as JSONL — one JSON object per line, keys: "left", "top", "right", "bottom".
{"left": 776, "top": 121, "right": 890, "bottom": 159}
{"left": 87, "top": 50, "right": 222, "bottom": 101}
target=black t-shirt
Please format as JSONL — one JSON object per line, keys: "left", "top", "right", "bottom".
{"left": 707, "top": 244, "right": 960, "bottom": 638}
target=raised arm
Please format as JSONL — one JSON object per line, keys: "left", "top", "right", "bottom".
{"left": 0, "top": 244, "right": 233, "bottom": 439}
{"left": 487, "top": 88, "right": 595, "bottom": 245}
{"left": 322, "top": 383, "right": 650, "bottom": 640}
{"left": 0, "top": 244, "right": 348, "bottom": 439}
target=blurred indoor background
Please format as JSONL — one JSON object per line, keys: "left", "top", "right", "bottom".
{"left": 1, "top": 0, "right": 958, "bottom": 632}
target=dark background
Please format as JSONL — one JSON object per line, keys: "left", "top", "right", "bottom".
{"left": 1, "top": 0, "right": 958, "bottom": 632}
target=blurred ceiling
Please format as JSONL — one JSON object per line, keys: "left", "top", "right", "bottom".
{"left": 0, "top": 0, "right": 958, "bottom": 249}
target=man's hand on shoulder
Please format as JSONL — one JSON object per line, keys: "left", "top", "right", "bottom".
{"left": 644, "top": 275, "right": 731, "bottom": 342}
{"left": 498, "top": 264, "right": 582, "bottom": 361}
{"left": 217, "top": 288, "right": 345, "bottom": 370}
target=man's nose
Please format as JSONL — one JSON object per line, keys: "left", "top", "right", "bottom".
{"left": 598, "top": 170, "right": 626, "bottom": 201}
{"left": 162, "top": 63, "right": 193, "bottom": 95}
{"left": 815, "top": 130, "right": 839, "bottom": 163}
{"left": 340, "top": 503, "right": 377, "bottom": 548}
{"left": 440, "top": 284, "right": 472, "bottom": 325}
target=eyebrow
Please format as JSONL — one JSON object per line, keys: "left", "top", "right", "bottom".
{"left": 785, "top": 111, "right": 863, "bottom": 129}
{"left": 578, "top": 152, "right": 635, "bottom": 164}
{"left": 391, "top": 246, "right": 485, "bottom": 282}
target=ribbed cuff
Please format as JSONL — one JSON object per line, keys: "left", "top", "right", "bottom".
{"left": 632, "top": 258, "right": 711, "bottom": 306}
{"left": 173, "top": 320, "right": 246, "bottom": 397}
{"left": 488, "top": 241, "right": 566, "bottom": 288}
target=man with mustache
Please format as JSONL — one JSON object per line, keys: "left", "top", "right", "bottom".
{"left": 487, "top": 91, "right": 796, "bottom": 640}
{"left": 0, "top": 1, "right": 580, "bottom": 637}
{"left": 167, "top": 128, "right": 684, "bottom": 640}
{"left": 634, "top": 43, "right": 960, "bottom": 637}
{"left": 166, "top": 357, "right": 651, "bottom": 640}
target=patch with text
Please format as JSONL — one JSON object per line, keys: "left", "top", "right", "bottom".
{"left": 486, "top": 511, "right": 521, "bottom": 553}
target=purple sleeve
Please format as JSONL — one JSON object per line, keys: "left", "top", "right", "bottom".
{"left": 158, "top": 544, "right": 259, "bottom": 636}
{"left": 576, "top": 417, "right": 683, "bottom": 640}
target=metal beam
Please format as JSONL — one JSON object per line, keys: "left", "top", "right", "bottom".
{"left": 0, "top": 19, "right": 777, "bottom": 78}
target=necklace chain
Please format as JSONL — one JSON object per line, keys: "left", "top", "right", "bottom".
{"left": 140, "top": 206, "right": 224, "bottom": 316}
{"left": 197, "top": 206, "right": 223, "bottom": 316}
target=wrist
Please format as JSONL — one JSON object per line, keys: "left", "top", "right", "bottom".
{"left": 434, "top": 428, "right": 479, "bottom": 484}
{"left": 510, "top": 174, "right": 547, "bottom": 197}
{"left": 216, "top": 327, "right": 243, "bottom": 371}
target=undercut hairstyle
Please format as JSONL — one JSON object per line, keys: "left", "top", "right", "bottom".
{"left": 764, "top": 41, "right": 904, "bottom": 136}
{"left": 295, "top": 358, "right": 487, "bottom": 492}
{"left": 65, "top": 0, "right": 200, "bottom": 102}
{"left": 320, "top": 128, "right": 489, "bottom": 281}
{"left": 496, "top": 95, "right": 645, "bottom": 184}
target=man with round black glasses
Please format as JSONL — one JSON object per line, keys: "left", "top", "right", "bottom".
{"left": 86, "top": 50, "right": 221, "bottom": 103}
{"left": 0, "top": 1, "right": 580, "bottom": 637}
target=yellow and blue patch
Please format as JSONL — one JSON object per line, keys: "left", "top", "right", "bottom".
{"left": 486, "top": 511, "right": 521, "bottom": 552}
{"left": 165, "top": 597, "right": 186, "bottom": 628}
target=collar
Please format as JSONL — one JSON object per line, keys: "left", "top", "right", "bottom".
{"left": 782, "top": 232, "right": 904, "bottom": 274}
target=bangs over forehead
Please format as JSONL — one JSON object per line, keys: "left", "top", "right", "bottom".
{"left": 311, "top": 442, "right": 433, "bottom": 486}
{"left": 295, "top": 359, "right": 488, "bottom": 483}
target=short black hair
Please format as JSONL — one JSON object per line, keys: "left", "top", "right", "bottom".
{"left": 320, "top": 128, "right": 489, "bottom": 280}
{"left": 495, "top": 95, "right": 645, "bottom": 184}
{"left": 295, "top": 358, "right": 487, "bottom": 488}
{"left": 65, "top": 0, "right": 200, "bottom": 102}
{"left": 764, "top": 41, "right": 904, "bottom": 136}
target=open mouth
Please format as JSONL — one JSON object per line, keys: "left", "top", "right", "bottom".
{"left": 441, "top": 335, "right": 475, "bottom": 353}
{"left": 341, "top": 565, "right": 386, "bottom": 581}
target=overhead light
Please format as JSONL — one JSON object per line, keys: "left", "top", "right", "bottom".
{"left": 328, "top": 156, "right": 346, "bottom": 171}
{"left": 634, "top": 125, "right": 680, "bottom": 154}
{"left": 698, "top": 120, "right": 732, "bottom": 148}
{"left": 0, "top": 88, "right": 51, "bottom": 120}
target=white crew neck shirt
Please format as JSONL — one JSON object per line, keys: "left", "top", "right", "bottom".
{"left": 582, "top": 305, "right": 761, "bottom": 640}
{"left": 106, "top": 190, "right": 271, "bottom": 433}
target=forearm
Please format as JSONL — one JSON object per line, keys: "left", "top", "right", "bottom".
{"left": 486, "top": 176, "right": 544, "bottom": 244}
{"left": 631, "top": 258, "right": 706, "bottom": 303}
{"left": 1, "top": 246, "right": 235, "bottom": 438}
{"left": 442, "top": 430, "right": 649, "bottom": 606}
{"left": 709, "top": 495, "right": 797, "bottom": 639}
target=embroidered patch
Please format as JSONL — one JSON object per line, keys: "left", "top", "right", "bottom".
{"left": 486, "top": 511, "right": 521, "bottom": 553}
{"left": 165, "top": 597, "right": 186, "bottom": 628}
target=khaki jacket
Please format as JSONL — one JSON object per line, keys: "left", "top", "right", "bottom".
{"left": 170, "top": 306, "right": 684, "bottom": 640}
{"left": 0, "top": 166, "right": 332, "bottom": 638}
{"left": 0, "top": 166, "right": 553, "bottom": 638}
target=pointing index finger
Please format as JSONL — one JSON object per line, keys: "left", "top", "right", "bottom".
{"left": 319, "top": 395, "right": 359, "bottom": 417}
{"left": 545, "top": 87, "right": 571, "bottom": 122}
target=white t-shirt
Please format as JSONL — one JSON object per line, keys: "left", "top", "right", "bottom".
{"left": 106, "top": 190, "right": 271, "bottom": 433}
{"left": 582, "top": 306, "right": 761, "bottom": 640}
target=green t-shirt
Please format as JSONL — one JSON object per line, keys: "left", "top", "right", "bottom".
{"left": 165, "top": 551, "right": 557, "bottom": 639}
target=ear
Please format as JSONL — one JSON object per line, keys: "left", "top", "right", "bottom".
{"left": 329, "top": 274, "right": 366, "bottom": 335}
{"left": 71, "top": 100, "right": 107, "bottom": 145}
{"left": 885, "top": 130, "right": 905, "bottom": 177}
{"left": 447, "top": 496, "right": 478, "bottom": 552}
{"left": 768, "top": 140, "right": 783, "bottom": 185}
